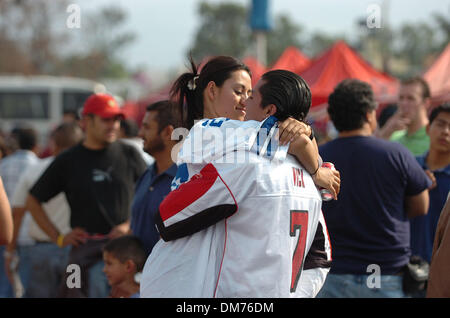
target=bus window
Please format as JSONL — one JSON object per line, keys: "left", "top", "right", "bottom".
{"left": 0, "top": 92, "right": 49, "bottom": 119}
{"left": 63, "top": 90, "right": 92, "bottom": 116}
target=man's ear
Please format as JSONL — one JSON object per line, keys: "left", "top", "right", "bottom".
{"left": 264, "top": 104, "right": 277, "bottom": 117}
{"left": 161, "top": 125, "right": 175, "bottom": 143}
{"left": 365, "top": 109, "right": 378, "bottom": 131}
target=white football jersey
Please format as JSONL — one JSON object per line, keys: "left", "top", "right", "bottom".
{"left": 140, "top": 117, "right": 331, "bottom": 298}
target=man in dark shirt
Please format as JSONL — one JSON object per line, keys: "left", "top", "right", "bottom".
{"left": 130, "top": 100, "right": 182, "bottom": 255}
{"left": 317, "top": 79, "right": 431, "bottom": 298}
{"left": 28, "top": 93, "right": 147, "bottom": 297}
{"left": 410, "top": 103, "right": 450, "bottom": 263}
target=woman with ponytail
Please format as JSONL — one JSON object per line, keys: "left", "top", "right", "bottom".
{"left": 170, "top": 55, "right": 252, "bottom": 130}
{"left": 168, "top": 55, "right": 339, "bottom": 196}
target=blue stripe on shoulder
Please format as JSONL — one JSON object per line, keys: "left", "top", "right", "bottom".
{"left": 256, "top": 116, "right": 277, "bottom": 156}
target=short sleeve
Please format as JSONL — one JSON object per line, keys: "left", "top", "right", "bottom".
{"left": 29, "top": 156, "right": 65, "bottom": 203}
{"left": 402, "top": 149, "right": 432, "bottom": 196}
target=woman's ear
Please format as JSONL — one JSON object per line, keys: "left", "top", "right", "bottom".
{"left": 205, "top": 81, "right": 217, "bottom": 102}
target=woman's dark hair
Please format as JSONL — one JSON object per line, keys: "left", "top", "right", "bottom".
{"left": 259, "top": 70, "right": 312, "bottom": 122}
{"left": 170, "top": 55, "right": 251, "bottom": 129}
{"left": 327, "top": 79, "right": 378, "bottom": 132}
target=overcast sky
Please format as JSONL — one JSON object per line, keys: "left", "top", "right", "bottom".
{"left": 73, "top": 0, "right": 449, "bottom": 72}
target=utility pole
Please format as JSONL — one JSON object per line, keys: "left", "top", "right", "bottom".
{"left": 249, "top": 0, "right": 272, "bottom": 66}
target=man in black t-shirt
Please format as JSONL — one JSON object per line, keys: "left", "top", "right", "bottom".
{"left": 28, "top": 93, "right": 147, "bottom": 297}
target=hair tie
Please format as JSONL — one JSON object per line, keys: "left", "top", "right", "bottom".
{"left": 187, "top": 75, "right": 199, "bottom": 91}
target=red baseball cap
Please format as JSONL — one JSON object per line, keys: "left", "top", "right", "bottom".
{"left": 81, "top": 93, "right": 125, "bottom": 119}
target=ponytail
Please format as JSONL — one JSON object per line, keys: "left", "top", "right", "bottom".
{"left": 170, "top": 56, "right": 201, "bottom": 129}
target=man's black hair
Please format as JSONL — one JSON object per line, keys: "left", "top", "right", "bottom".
{"left": 11, "top": 126, "right": 38, "bottom": 150}
{"left": 429, "top": 102, "right": 450, "bottom": 125}
{"left": 327, "top": 79, "right": 378, "bottom": 132}
{"left": 259, "top": 70, "right": 312, "bottom": 122}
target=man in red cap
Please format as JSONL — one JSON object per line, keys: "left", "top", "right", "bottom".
{"left": 81, "top": 93, "right": 125, "bottom": 148}
{"left": 27, "top": 93, "right": 147, "bottom": 298}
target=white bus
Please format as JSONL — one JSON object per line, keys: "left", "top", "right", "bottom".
{"left": 0, "top": 75, "right": 105, "bottom": 145}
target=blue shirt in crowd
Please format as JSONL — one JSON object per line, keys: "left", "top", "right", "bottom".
{"left": 319, "top": 136, "right": 431, "bottom": 275}
{"left": 130, "top": 163, "right": 177, "bottom": 255}
{"left": 410, "top": 152, "right": 450, "bottom": 263}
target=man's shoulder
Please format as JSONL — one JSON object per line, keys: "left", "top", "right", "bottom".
{"left": 22, "top": 157, "right": 54, "bottom": 181}
{"left": 51, "top": 144, "right": 82, "bottom": 163}
{"left": 320, "top": 136, "right": 413, "bottom": 160}
{"left": 136, "top": 165, "right": 155, "bottom": 185}
{"left": 0, "top": 151, "right": 22, "bottom": 166}
{"left": 0, "top": 151, "right": 37, "bottom": 169}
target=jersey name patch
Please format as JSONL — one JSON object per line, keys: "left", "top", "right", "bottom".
{"left": 292, "top": 167, "right": 305, "bottom": 188}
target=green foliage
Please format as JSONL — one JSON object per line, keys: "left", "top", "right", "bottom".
{"left": 190, "top": 2, "right": 251, "bottom": 61}
{"left": 266, "top": 14, "right": 304, "bottom": 65}
{"left": 0, "top": 1, "right": 135, "bottom": 80}
{"left": 60, "top": 5, "right": 136, "bottom": 79}
{"left": 189, "top": 1, "right": 306, "bottom": 67}
{"left": 304, "top": 32, "right": 344, "bottom": 58}
{"left": 188, "top": 1, "right": 449, "bottom": 79}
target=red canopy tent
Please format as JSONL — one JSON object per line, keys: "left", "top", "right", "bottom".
{"left": 300, "top": 41, "right": 399, "bottom": 120}
{"left": 424, "top": 43, "right": 450, "bottom": 106}
{"left": 270, "top": 46, "right": 311, "bottom": 74}
{"left": 243, "top": 56, "right": 266, "bottom": 86}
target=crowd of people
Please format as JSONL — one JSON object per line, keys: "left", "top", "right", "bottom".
{"left": 0, "top": 54, "right": 449, "bottom": 298}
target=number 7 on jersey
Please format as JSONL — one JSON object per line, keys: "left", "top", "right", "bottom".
{"left": 290, "top": 210, "right": 308, "bottom": 293}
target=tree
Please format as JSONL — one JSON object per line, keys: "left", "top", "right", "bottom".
{"left": 394, "top": 22, "right": 438, "bottom": 76}
{"left": 266, "top": 14, "right": 305, "bottom": 66}
{"left": 58, "top": 5, "right": 136, "bottom": 79}
{"left": 0, "top": 1, "right": 135, "bottom": 79}
{"left": 189, "top": 2, "right": 251, "bottom": 62}
{"left": 433, "top": 13, "right": 450, "bottom": 51}
{"left": 189, "top": 1, "right": 306, "bottom": 67}
{"left": 0, "top": 0, "right": 70, "bottom": 75}
{"left": 304, "top": 32, "right": 343, "bottom": 58}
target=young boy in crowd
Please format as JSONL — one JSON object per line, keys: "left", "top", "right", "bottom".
{"left": 103, "top": 235, "right": 147, "bottom": 298}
